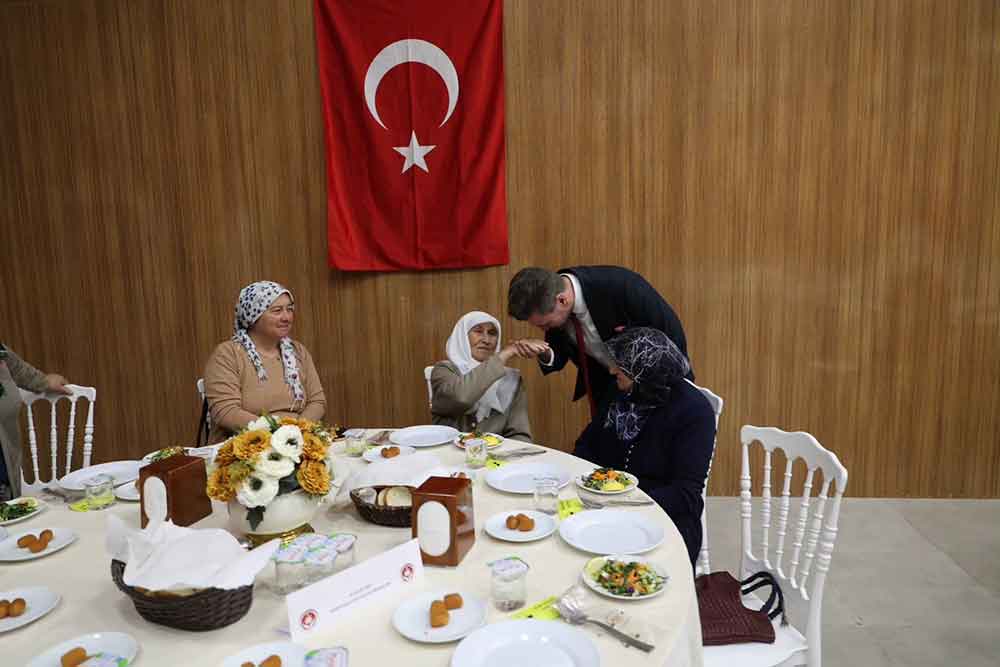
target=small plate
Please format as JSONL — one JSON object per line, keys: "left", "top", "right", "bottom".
{"left": 581, "top": 554, "right": 670, "bottom": 600}
{"left": 362, "top": 445, "right": 416, "bottom": 463}
{"left": 0, "top": 497, "right": 46, "bottom": 526}
{"left": 0, "top": 586, "right": 61, "bottom": 633}
{"left": 453, "top": 432, "right": 504, "bottom": 449}
{"left": 392, "top": 590, "right": 487, "bottom": 643}
{"left": 389, "top": 425, "right": 459, "bottom": 448}
{"left": 114, "top": 482, "right": 139, "bottom": 502}
{"left": 0, "top": 527, "right": 78, "bottom": 562}
{"left": 484, "top": 462, "right": 571, "bottom": 494}
{"left": 575, "top": 470, "right": 639, "bottom": 495}
{"left": 26, "top": 631, "right": 139, "bottom": 667}
{"left": 558, "top": 510, "right": 664, "bottom": 555}
{"left": 59, "top": 461, "right": 141, "bottom": 491}
{"left": 484, "top": 510, "right": 557, "bottom": 542}
{"left": 221, "top": 641, "right": 306, "bottom": 667}
{"left": 452, "top": 619, "right": 599, "bottom": 667}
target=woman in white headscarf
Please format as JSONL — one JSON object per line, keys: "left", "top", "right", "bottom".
{"left": 430, "top": 312, "right": 547, "bottom": 441}
{"left": 203, "top": 281, "right": 326, "bottom": 443}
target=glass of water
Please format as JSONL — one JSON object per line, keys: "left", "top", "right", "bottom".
{"left": 533, "top": 476, "right": 560, "bottom": 515}
{"left": 84, "top": 474, "right": 115, "bottom": 510}
{"left": 345, "top": 436, "right": 367, "bottom": 457}
{"left": 464, "top": 437, "right": 488, "bottom": 468}
{"left": 490, "top": 557, "right": 528, "bottom": 611}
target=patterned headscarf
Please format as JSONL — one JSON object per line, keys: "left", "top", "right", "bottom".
{"left": 445, "top": 311, "right": 520, "bottom": 424}
{"left": 232, "top": 281, "right": 305, "bottom": 407}
{"left": 604, "top": 327, "right": 691, "bottom": 442}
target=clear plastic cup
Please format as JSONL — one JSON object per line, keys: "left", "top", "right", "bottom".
{"left": 465, "top": 437, "right": 488, "bottom": 469}
{"left": 84, "top": 474, "right": 115, "bottom": 510}
{"left": 533, "top": 477, "right": 560, "bottom": 515}
{"left": 491, "top": 557, "right": 529, "bottom": 611}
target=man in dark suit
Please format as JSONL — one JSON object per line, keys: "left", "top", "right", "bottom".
{"left": 507, "top": 266, "right": 692, "bottom": 418}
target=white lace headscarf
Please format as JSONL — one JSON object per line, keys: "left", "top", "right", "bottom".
{"left": 445, "top": 311, "right": 520, "bottom": 424}
{"left": 232, "top": 281, "right": 305, "bottom": 407}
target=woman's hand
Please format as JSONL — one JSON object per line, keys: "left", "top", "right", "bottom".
{"left": 44, "top": 374, "right": 72, "bottom": 395}
{"left": 497, "top": 344, "right": 520, "bottom": 363}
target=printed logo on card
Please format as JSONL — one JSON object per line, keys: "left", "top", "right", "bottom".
{"left": 401, "top": 563, "right": 415, "bottom": 582}
{"left": 300, "top": 609, "right": 319, "bottom": 630}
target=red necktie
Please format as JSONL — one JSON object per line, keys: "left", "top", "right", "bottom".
{"left": 571, "top": 314, "right": 598, "bottom": 419}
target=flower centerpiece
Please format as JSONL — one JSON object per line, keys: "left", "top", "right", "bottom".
{"left": 206, "top": 415, "right": 336, "bottom": 544}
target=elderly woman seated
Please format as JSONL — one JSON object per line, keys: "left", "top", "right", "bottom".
{"left": 203, "top": 281, "right": 326, "bottom": 443}
{"left": 573, "top": 327, "right": 715, "bottom": 567}
{"left": 430, "top": 311, "right": 547, "bottom": 441}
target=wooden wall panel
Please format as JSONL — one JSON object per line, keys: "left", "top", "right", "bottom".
{"left": 1, "top": 0, "right": 997, "bottom": 497}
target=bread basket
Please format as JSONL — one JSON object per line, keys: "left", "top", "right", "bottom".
{"left": 349, "top": 485, "right": 414, "bottom": 527}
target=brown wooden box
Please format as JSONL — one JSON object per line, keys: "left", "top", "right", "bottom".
{"left": 411, "top": 476, "right": 475, "bottom": 566}
{"left": 138, "top": 454, "right": 212, "bottom": 528}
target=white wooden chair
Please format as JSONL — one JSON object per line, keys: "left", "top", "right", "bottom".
{"left": 196, "top": 377, "right": 212, "bottom": 435}
{"left": 424, "top": 366, "right": 434, "bottom": 410}
{"left": 686, "top": 379, "right": 723, "bottom": 576}
{"left": 19, "top": 384, "right": 97, "bottom": 495}
{"left": 704, "top": 425, "right": 849, "bottom": 667}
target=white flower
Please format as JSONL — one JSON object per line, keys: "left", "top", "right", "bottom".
{"left": 254, "top": 447, "right": 295, "bottom": 479}
{"left": 271, "top": 425, "right": 303, "bottom": 462}
{"left": 236, "top": 473, "right": 279, "bottom": 508}
{"left": 247, "top": 415, "right": 271, "bottom": 432}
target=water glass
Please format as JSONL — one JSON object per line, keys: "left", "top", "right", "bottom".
{"left": 533, "top": 476, "right": 560, "bottom": 515}
{"left": 490, "top": 558, "right": 528, "bottom": 611}
{"left": 345, "top": 436, "right": 367, "bottom": 457}
{"left": 84, "top": 474, "right": 115, "bottom": 510}
{"left": 464, "top": 437, "right": 488, "bottom": 468}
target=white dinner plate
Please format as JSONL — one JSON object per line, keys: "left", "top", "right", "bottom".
{"left": 0, "top": 527, "right": 78, "bottom": 562}
{"left": 484, "top": 463, "right": 571, "bottom": 495}
{"left": 581, "top": 554, "right": 670, "bottom": 600}
{"left": 0, "top": 497, "right": 47, "bottom": 526}
{"left": 27, "top": 631, "right": 139, "bottom": 667}
{"left": 574, "top": 469, "right": 640, "bottom": 495}
{"left": 558, "top": 510, "right": 664, "bottom": 555}
{"left": 221, "top": 641, "right": 306, "bottom": 667}
{"left": 0, "top": 586, "right": 61, "bottom": 633}
{"left": 484, "top": 510, "right": 558, "bottom": 543}
{"left": 58, "top": 461, "right": 141, "bottom": 491}
{"left": 390, "top": 425, "right": 459, "bottom": 448}
{"left": 451, "top": 619, "right": 599, "bottom": 667}
{"left": 114, "top": 482, "right": 140, "bottom": 502}
{"left": 453, "top": 432, "right": 504, "bottom": 449}
{"left": 362, "top": 444, "right": 417, "bottom": 463}
{"left": 392, "top": 590, "right": 487, "bottom": 643}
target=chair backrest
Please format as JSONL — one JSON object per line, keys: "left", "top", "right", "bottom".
{"left": 19, "top": 384, "right": 97, "bottom": 493}
{"left": 423, "top": 366, "right": 434, "bottom": 410}
{"left": 686, "top": 379, "right": 723, "bottom": 576}
{"left": 739, "top": 425, "right": 848, "bottom": 664}
{"left": 196, "top": 377, "right": 212, "bottom": 443}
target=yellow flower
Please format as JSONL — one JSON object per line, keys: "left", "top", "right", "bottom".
{"left": 301, "top": 432, "right": 328, "bottom": 462}
{"left": 233, "top": 429, "right": 270, "bottom": 462}
{"left": 296, "top": 460, "right": 330, "bottom": 496}
{"left": 280, "top": 417, "right": 313, "bottom": 430}
{"left": 228, "top": 461, "right": 253, "bottom": 485}
{"left": 206, "top": 466, "right": 236, "bottom": 502}
{"left": 214, "top": 440, "right": 237, "bottom": 467}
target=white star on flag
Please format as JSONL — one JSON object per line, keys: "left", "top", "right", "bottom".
{"left": 393, "top": 131, "right": 436, "bottom": 173}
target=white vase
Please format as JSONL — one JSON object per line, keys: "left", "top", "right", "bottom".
{"left": 228, "top": 489, "right": 322, "bottom": 547}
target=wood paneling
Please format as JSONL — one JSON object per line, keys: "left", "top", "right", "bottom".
{"left": 2, "top": 0, "right": 998, "bottom": 497}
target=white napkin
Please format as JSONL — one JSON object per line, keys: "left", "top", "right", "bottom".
{"left": 336, "top": 451, "right": 456, "bottom": 501}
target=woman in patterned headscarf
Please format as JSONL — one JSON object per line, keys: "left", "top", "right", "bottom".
{"left": 203, "top": 281, "right": 326, "bottom": 443}
{"left": 573, "top": 327, "right": 715, "bottom": 567}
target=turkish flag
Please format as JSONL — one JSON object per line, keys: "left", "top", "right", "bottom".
{"left": 314, "top": 0, "right": 508, "bottom": 271}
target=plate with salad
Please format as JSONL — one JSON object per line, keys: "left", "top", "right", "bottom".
{"left": 575, "top": 467, "right": 638, "bottom": 495}
{"left": 582, "top": 554, "right": 669, "bottom": 600}
{"left": 453, "top": 432, "right": 504, "bottom": 449}
{"left": 0, "top": 497, "right": 46, "bottom": 526}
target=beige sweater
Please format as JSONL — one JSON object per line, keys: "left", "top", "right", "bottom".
{"left": 430, "top": 356, "right": 532, "bottom": 441}
{"left": 203, "top": 340, "right": 326, "bottom": 443}
{"left": 0, "top": 349, "right": 48, "bottom": 497}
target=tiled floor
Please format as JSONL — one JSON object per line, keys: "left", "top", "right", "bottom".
{"left": 703, "top": 498, "right": 1000, "bottom": 666}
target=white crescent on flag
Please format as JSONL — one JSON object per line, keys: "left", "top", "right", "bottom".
{"left": 363, "top": 38, "right": 460, "bottom": 130}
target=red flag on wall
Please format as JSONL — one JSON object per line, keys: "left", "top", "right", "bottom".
{"left": 313, "top": 0, "right": 508, "bottom": 271}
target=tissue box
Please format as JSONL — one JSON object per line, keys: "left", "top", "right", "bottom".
{"left": 139, "top": 455, "right": 212, "bottom": 528}
{"left": 411, "top": 476, "right": 474, "bottom": 566}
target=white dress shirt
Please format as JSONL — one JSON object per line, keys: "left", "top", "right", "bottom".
{"left": 541, "top": 273, "right": 614, "bottom": 369}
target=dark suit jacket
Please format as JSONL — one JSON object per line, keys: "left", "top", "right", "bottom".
{"left": 540, "top": 265, "right": 692, "bottom": 405}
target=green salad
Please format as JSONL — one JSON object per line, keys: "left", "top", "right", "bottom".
{"left": 0, "top": 498, "right": 38, "bottom": 521}
{"left": 589, "top": 558, "right": 665, "bottom": 597}
{"left": 580, "top": 467, "right": 634, "bottom": 492}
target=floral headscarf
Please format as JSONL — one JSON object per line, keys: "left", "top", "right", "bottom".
{"left": 604, "top": 327, "right": 691, "bottom": 443}
{"left": 445, "top": 311, "right": 520, "bottom": 424}
{"left": 232, "top": 281, "right": 305, "bottom": 407}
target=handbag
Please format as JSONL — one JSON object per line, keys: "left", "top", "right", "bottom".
{"left": 696, "top": 570, "right": 788, "bottom": 646}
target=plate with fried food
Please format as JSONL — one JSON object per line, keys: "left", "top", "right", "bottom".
{"left": 0, "top": 527, "right": 77, "bottom": 562}
{"left": 26, "top": 631, "right": 138, "bottom": 667}
{"left": 575, "top": 467, "right": 638, "bottom": 495}
{"left": 453, "top": 432, "right": 504, "bottom": 449}
{"left": 221, "top": 642, "right": 305, "bottom": 667}
{"left": 484, "top": 510, "right": 557, "bottom": 543}
{"left": 0, "top": 497, "right": 46, "bottom": 526}
{"left": 392, "top": 590, "right": 487, "bottom": 643}
{"left": 0, "top": 587, "right": 60, "bottom": 633}
{"left": 362, "top": 444, "right": 416, "bottom": 463}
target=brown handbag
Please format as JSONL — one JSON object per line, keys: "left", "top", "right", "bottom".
{"left": 696, "top": 570, "right": 788, "bottom": 646}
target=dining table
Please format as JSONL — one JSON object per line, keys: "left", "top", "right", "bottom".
{"left": 3, "top": 432, "right": 703, "bottom": 666}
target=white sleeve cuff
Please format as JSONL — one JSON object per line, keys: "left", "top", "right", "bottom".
{"left": 539, "top": 348, "right": 555, "bottom": 366}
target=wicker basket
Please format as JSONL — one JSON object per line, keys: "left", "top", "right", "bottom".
{"left": 111, "top": 560, "right": 253, "bottom": 631}
{"left": 350, "top": 486, "right": 414, "bottom": 527}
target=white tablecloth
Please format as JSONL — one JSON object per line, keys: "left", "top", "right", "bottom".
{"left": 4, "top": 439, "right": 703, "bottom": 666}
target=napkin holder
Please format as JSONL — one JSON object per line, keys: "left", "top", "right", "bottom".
{"left": 411, "top": 476, "right": 474, "bottom": 566}
{"left": 139, "top": 454, "right": 212, "bottom": 528}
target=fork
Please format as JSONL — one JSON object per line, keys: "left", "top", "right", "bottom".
{"left": 579, "top": 497, "right": 655, "bottom": 510}
{"left": 554, "top": 592, "right": 655, "bottom": 653}
{"left": 490, "top": 448, "right": 546, "bottom": 460}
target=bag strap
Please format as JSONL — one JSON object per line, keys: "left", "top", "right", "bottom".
{"left": 740, "top": 571, "right": 789, "bottom": 626}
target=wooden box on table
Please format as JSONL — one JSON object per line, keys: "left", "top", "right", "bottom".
{"left": 138, "top": 454, "right": 212, "bottom": 528}
{"left": 411, "top": 476, "right": 475, "bottom": 566}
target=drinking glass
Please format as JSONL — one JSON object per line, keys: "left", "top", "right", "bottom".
{"left": 490, "top": 558, "right": 528, "bottom": 611}
{"left": 345, "top": 437, "right": 367, "bottom": 457}
{"left": 84, "top": 474, "right": 115, "bottom": 510}
{"left": 533, "top": 477, "right": 560, "bottom": 515}
{"left": 464, "top": 437, "right": 488, "bottom": 469}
